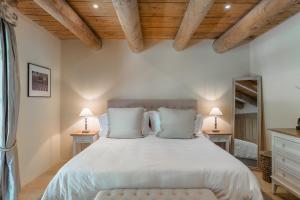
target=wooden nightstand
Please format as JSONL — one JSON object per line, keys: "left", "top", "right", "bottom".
{"left": 71, "top": 131, "right": 98, "bottom": 156}
{"left": 203, "top": 130, "right": 232, "bottom": 152}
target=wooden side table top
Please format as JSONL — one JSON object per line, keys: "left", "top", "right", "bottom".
{"left": 202, "top": 130, "right": 232, "bottom": 135}
{"left": 70, "top": 131, "right": 99, "bottom": 137}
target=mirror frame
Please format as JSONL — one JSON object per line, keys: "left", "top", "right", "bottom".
{"left": 232, "top": 76, "right": 262, "bottom": 170}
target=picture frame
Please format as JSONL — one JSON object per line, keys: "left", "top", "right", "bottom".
{"left": 28, "top": 63, "right": 51, "bottom": 97}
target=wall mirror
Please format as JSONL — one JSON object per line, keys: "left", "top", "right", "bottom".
{"left": 232, "top": 76, "right": 262, "bottom": 169}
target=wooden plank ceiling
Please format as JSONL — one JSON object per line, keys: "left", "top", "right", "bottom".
{"left": 17, "top": 0, "right": 300, "bottom": 47}
{"left": 235, "top": 80, "right": 258, "bottom": 108}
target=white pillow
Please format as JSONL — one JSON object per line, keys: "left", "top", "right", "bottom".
{"left": 157, "top": 107, "right": 196, "bottom": 139}
{"left": 98, "top": 113, "right": 109, "bottom": 137}
{"left": 148, "top": 111, "right": 161, "bottom": 133}
{"left": 194, "top": 113, "right": 204, "bottom": 134}
{"left": 149, "top": 111, "right": 203, "bottom": 134}
{"left": 99, "top": 111, "right": 151, "bottom": 137}
{"left": 142, "top": 111, "right": 152, "bottom": 135}
{"left": 108, "top": 107, "right": 144, "bottom": 139}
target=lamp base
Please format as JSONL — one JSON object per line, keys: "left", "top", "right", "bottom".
{"left": 212, "top": 129, "right": 220, "bottom": 132}
{"left": 82, "top": 130, "right": 90, "bottom": 133}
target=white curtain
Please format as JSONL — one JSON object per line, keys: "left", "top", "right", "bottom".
{"left": 0, "top": 17, "right": 20, "bottom": 200}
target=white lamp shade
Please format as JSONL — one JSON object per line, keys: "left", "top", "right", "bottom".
{"left": 79, "top": 108, "right": 94, "bottom": 117}
{"left": 209, "top": 107, "right": 223, "bottom": 116}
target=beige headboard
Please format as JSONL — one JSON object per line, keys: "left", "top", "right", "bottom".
{"left": 107, "top": 99, "right": 197, "bottom": 110}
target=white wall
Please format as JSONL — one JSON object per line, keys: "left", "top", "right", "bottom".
{"left": 250, "top": 13, "right": 300, "bottom": 150}
{"left": 15, "top": 12, "right": 61, "bottom": 186}
{"left": 60, "top": 40, "right": 250, "bottom": 159}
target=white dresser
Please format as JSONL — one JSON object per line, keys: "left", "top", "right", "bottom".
{"left": 270, "top": 129, "right": 300, "bottom": 198}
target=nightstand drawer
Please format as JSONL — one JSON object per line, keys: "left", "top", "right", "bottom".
{"left": 208, "top": 135, "right": 230, "bottom": 142}
{"left": 74, "top": 135, "right": 97, "bottom": 143}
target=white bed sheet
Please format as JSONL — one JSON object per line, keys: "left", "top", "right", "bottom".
{"left": 234, "top": 139, "right": 258, "bottom": 160}
{"left": 41, "top": 135, "right": 263, "bottom": 200}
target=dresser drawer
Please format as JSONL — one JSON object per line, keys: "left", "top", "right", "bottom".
{"left": 274, "top": 166, "right": 300, "bottom": 191}
{"left": 274, "top": 137, "right": 300, "bottom": 159}
{"left": 274, "top": 154, "right": 300, "bottom": 177}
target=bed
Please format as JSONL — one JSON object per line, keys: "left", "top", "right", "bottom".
{"left": 41, "top": 100, "right": 263, "bottom": 200}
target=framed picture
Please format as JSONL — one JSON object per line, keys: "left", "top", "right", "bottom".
{"left": 28, "top": 63, "right": 51, "bottom": 97}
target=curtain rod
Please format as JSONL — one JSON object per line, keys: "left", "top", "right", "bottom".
{"left": 0, "top": 1, "right": 17, "bottom": 26}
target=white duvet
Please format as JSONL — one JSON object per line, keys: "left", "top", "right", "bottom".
{"left": 41, "top": 135, "right": 263, "bottom": 200}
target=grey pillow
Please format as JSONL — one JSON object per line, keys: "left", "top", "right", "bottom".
{"left": 157, "top": 107, "right": 196, "bottom": 139}
{"left": 108, "top": 107, "right": 144, "bottom": 139}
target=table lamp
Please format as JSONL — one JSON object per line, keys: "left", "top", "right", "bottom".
{"left": 209, "top": 107, "right": 223, "bottom": 132}
{"left": 79, "top": 108, "right": 94, "bottom": 133}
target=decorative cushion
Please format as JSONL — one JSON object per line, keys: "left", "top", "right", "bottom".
{"left": 107, "top": 107, "right": 144, "bottom": 138}
{"left": 148, "top": 111, "right": 161, "bottom": 133}
{"left": 98, "top": 113, "right": 109, "bottom": 137}
{"left": 99, "top": 111, "right": 152, "bottom": 137}
{"left": 157, "top": 108, "right": 196, "bottom": 139}
{"left": 142, "top": 111, "right": 152, "bottom": 135}
{"left": 94, "top": 189, "right": 217, "bottom": 200}
{"left": 150, "top": 111, "right": 203, "bottom": 135}
{"left": 194, "top": 114, "right": 204, "bottom": 134}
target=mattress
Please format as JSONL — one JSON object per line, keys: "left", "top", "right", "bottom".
{"left": 41, "top": 135, "right": 263, "bottom": 200}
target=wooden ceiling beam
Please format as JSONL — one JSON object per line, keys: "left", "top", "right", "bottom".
{"left": 213, "top": 0, "right": 299, "bottom": 53}
{"left": 236, "top": 91, "right": 257, "bottom": 106}
{"left": 235, "top": 82, "right": 257, "bottom": 95}
{"left": 173, "top": 0, "right": 215, "bottom": 51}
{"left": 33, "top": 0, "right": 101, "bottom": 49}
{"left": 112, "top": 0, "right": 143, "bottom": 53}
{"left": 6, "top": 0, "right": 17, "bottom": 7}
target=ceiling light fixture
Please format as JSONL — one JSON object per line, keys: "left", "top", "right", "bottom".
{"left": 92, "top": 4, "right": 99, "bottom": 9}
{"left": 224, "top": 3, "right": 231, "bottom": 10}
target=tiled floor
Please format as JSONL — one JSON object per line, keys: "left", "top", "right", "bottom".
{"left": 19, "top": 163, "right": 299, "bottom": 200}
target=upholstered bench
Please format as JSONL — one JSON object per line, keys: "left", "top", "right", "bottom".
{"left": 94, "top": 189, "right": 217, "bottom": 200}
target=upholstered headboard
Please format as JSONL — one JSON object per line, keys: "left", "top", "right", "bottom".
{"left": 107, "top": 99, "right": 197, "bottom": 110}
